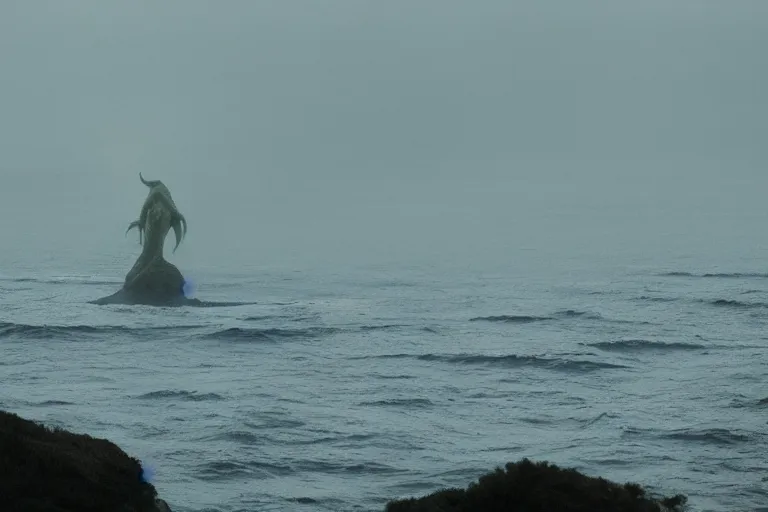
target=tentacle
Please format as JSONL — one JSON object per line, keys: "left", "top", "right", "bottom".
{"left": 125, "top": 220, "right": 144, "bottom": 245}
{"left": 125, "top": 220, "right": 139, "bottom": 235}
{"left": 178, "top": 213, "right": 187, "bottom": 241}
{"left": 138, "top": 202, "right": 150, "bottom": 234}
{"left": 153, "top": 193, "right": 186, "bottom": 249}
{"left": 139, "top": 172, "right": 161, "bottom": 188}
{"left": 170, "top": 212, "right": 187, "bottom": 253}
{"left": 171, "top": 218, "right": 183, "bottom": 253}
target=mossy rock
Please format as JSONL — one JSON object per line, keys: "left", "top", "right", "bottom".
{"left": 0, "top": 410, "right": 169, "bottom": 512}
{"left": 385, "top": 458, "right": 687, "bottom": 512}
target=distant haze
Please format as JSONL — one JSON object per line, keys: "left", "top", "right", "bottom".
{"left": 0, "top": 1, "right": 766, "bottom": 273}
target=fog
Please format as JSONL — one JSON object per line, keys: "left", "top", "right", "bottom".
{"left": 0, "top": 1, "right": 765, "bottom": 273}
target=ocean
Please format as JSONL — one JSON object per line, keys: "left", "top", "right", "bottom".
{"left": 1, "top": 252, "right": 766, "bottom": 512}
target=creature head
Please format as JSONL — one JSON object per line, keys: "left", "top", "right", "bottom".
{"left": 139, "top": 172, "right": 163, "bottom": 189}
{"left": 128, "top": 172, "right": 187, "bottom": 253}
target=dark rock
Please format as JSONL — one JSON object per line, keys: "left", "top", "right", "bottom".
{"left": 0, "top": 410, "right": 171, "bottom": 512}
{"left": 154, "top": 498, "right": 173, "bottom": 512}
{"left": 385, "top": 458, "right": 687, "bottom": 512}
{"left": 88, "top": 256, "right": 198, "bottom": 307}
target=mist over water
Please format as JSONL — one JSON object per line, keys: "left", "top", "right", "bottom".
{"left": 0, "top": 1, "right": 767, "bottom": 511}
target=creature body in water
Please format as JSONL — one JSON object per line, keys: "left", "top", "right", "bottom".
{"left": 90, "top": 174, "right": 194, "bottom": 306}
{"left": 126, "top": 173, "right": 187, "bottom": 253}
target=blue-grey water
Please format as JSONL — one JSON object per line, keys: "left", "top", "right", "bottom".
{"left": 1, "top": 253, "right": 767, "bottom": 512}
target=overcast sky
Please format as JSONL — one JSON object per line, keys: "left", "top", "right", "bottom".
{"left": 0, "top": 1, "right": 765, "bottom": 272}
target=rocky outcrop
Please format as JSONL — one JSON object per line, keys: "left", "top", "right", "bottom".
{"left": 385, "top": 458, "right": 687, "bottom": 512}
{"left": 0, "top": 410, "right": 172, "bottom": 512}
{"left": 3, "top": 409, "right": 692, "bottom": 512}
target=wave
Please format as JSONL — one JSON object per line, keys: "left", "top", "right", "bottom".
{"left": 242, "top": 313, "right": 320, "bottom": 323}
{"left": 25, "top": 400, "right": 76, "bottom": 407}
{"left": 204, "top": 430, "right": 266, "bottom": 445}
{"left": 359, "top": 324, "right": 406, "bottom": 332}
{"left": 0, "top": 322, "right": 200, "bottom": 340}
{"left": 296, "top": 460, "right": 399, "bottom": 475}
{"left": 660, "top": 271, "right": 768, "bottom": 279}
{"left": 729, "top": 397, "right": 768, "bottom": 409}
{"left": 185, "top": 300, "right": 260, "bottom": 308}
{"left": 623, "top": 426, "right": 757, "bottom": 446}
{"left": 705, "top": 299, "right": 768, "bottom": 310}
{"left": 635, "top": 295, "right": 679, "bottom": 303}
{"left": 195, "top": 457, "right": 398, "bottom": 483}
{"left": 135, "top": 390, "right": 224, "bottom": 401}
{"left": 242, "top": 314, "right": 300, "bottom": 322}
{"left": 202, "top": 326, "right": 341, "bottom": 342}
{"left": 634, "top": 295, "right": 768, "bottom": 310}
{"left": 203, "top": 323, "right": 417, "bottom": 342}
{"left": 659, "top": 271, "right": 696, "bottom": 277}
{"left": 260, "top": 432, "right": 378, "bottom": 448}
{"left": 578, "top": 412, "right": 615, "bottom": 428}
{"left": 471, "top": 315, "right": 548, "bottom": 323}
{"left": 701, "top": 272, "right": 768, "bottom": 279}
{"left": 588, "top": 339, "right": 706, "bottom": 352}
{"left": 358, "top": 398, "right": 434, "bottom": 408}
{"left": 195, "top": 460, "right": 294, "bottom": 481}
{"left": 289, "top": 497, "right": 319, "bottom": 505}
{"left": 358, "top": 352, "right": 628, "bottom": 373}
{"left": 0, "top": 275, "right": 123, "bottom": 286}
{"left": 470, "top": 310, "right": 645, "bottom": 326}
{"left": 373, "top": 374, "right": 416, "bottom": 380}
{"left": 663, "top": 428, "right": 754, "bottom": 446}
{"left": 470, "top": 310, "right": 601, "bottom": 324}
